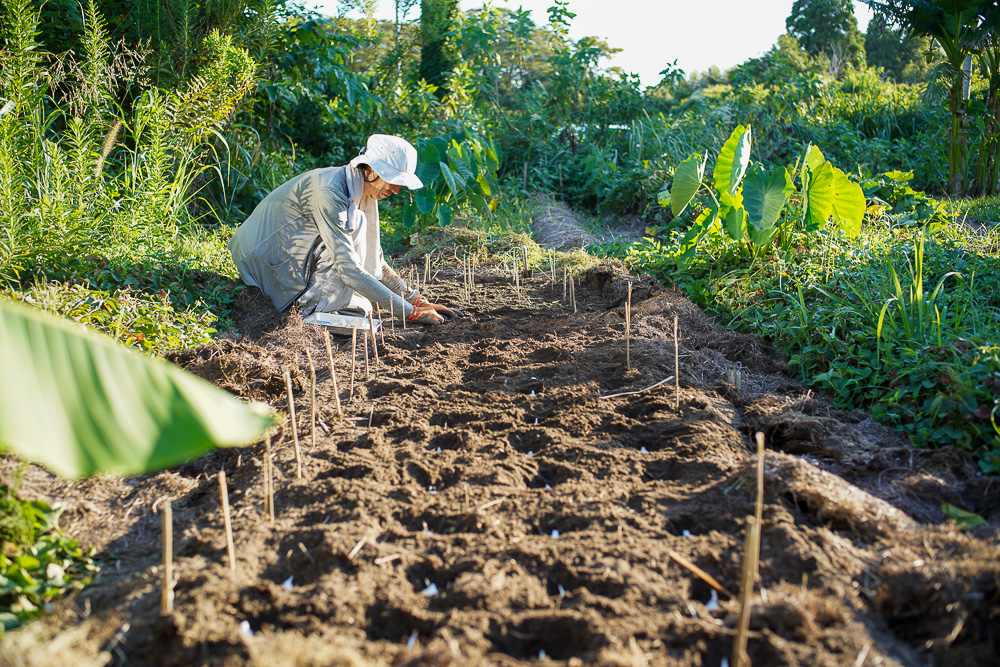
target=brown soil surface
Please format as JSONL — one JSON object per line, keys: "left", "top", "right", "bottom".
{"left": 3, "top": 259, "right": 1000, "bottom": 667}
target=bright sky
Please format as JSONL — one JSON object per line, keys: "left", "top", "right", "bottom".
{"left": 313, "top": 1, "right": 874, "bottom": 87}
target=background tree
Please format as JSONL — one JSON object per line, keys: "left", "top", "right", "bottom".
{"left": 865, "top": 10, "right": 935, "bottom": 81}
{"left": 419, "top": 0, "right": 460, "bottom": 98}
{"left": 863, "top": 0, "right": 1000, "bottom": 194}
{"left": 786, "top": 0, "right": 866, "bottom": 74}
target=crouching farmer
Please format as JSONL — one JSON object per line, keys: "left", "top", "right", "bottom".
{"left": 228, "top": 134, "right": 461, "bottom": 325}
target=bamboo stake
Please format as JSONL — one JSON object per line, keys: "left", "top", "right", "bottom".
{"left": 626, "top": 282, "right": 632, "bottom": 369}
{"left": 306, "top": 349, "right": 316, "bottom": 448}
{"left": 390, "top": 297, "right": 395, "bottom": 333}
{"left": 218, "top": 471, "right": 236, "bottom": 571}
{"left": 401, "top": 292, "right": 406, "bottom": 330}
{"left": 350, "top": 322, "right": 358, "bottom": 400}
{"left": 376, "top": 304, "right": 385, "bottom": 347}
{"left": 732, "top": 432, "right": 767, "bottom": 667}
{"left": 571, "top": 275, "right": 577, "bottom": 313}
{"left": 563, "top": 267, "right": 568, "bottom": 302}
{"left": 264, "top": 434, "right": 275, "bottom": 522}
{"left": 283, "top": 370, "right": 302, "bottom": 478}
{"left": 323, "top": 330, "right": 343, "bottom": 422}
{"left": 368, "top": 311, "right": 379, "bottom": 367}
{"left": 521, "top": 245, "right": 530, "bottom": 278}
{"left": 674, "top": 315, "right": 680, "bottom": 410}
{"left": 160, "top": 500, "right": 173, "bottom": 614}
{"left": 424, "top": 253, "right": 430, "bottom": 284}
{"left": 363, "top": 327, "right": 370, "bottom": 380}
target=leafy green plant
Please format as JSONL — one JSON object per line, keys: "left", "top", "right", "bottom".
{"left": 0, "top": 298, "right": 274, "bottom": 479}
{"left": 1, "top": 485, "right": 98, "bottom": 633}
{"left": 658, "top": 125, "right": 866, "bottom": 265}
{"left": 404, "top": 125, "right": 499, "bottom": 228}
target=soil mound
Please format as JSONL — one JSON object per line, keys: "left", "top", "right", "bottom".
{"left": 3, "top": 258, "right": 999, "bottom": 667}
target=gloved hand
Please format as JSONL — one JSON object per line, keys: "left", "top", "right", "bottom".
{"left": 407, "top": 305, "right": 445, "bottom": 325}
{"left": 413, "top": 295, "right": 464, "bottom": 320}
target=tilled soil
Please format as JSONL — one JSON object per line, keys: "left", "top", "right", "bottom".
{"left": 3, "top": 259, "right": 999, "bottom": 667}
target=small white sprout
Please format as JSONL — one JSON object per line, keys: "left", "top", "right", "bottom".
{"left": 407, "top": 631, "right": 418, "bottom": 649}
{"left": 682, "top": 530, "right": 692, "bottom": 538}
{"left": 428, "top": 486, "right": 437, "bottom": 494}
{"left": 545, "top": 484, "right": 552, "bottom": 489}
{"left": 558, "top": 584, "right": 566, "bottom": 598}
{"left": 435, "top": 447, "right": 442, "bottom": 453}
{"left": 527, "top": 451, "right": 534, "bottom": 457}
{"left": 534, "top": 418, "right": 539, "bottom": 424}
{"left": 422, "top": 521, "right": 433, "bottom": 536}
{"left": 640, "top": 446, "right": 649, "bottom": 453}
{"left": 539, "top": 649, "right": 548, "bottom": 659}
{"left": 421, "top": 583, "right": 439, "bottom": 596}
{"left": 282, "top": 576, "right": 294, "bottom": 591}
{"left": 238, "top": 620, "right": 254, "bottom": 637}
{"left": 551, "top": 529, "right": 559, "bottom": 538}
{"left": 706, "top": 590, "right": 720, "bottom": 612}
{"left": 530, "top": 390, "right": 536, "bottom": 396}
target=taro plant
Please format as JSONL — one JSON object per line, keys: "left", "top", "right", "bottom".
{"left": 0, "top": 297, "right": 274, "bottom": 479}
{"left": 659, "top": 124, "right": 867, "bottom": 265}
{"left": 404, "top": 125, "right": 499, "bottom": 228}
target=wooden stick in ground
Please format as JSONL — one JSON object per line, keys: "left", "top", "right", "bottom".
{"left": 401, "top": 292, "right": 406, "bottom": 330}
{"left": 283, "top": 369, "right": 302, "bottom": 479}
{"left": 160, "top": 500, "right": 173, "bottom": 614}
{"left": 350, "top": 321, "right": 358, "bottom": 400}
{"left": 264, "top": 434, "right": 275, "bottom": 522}
{"left": 376, "top": 304, "right": 385, "bottom": 347}
{"left": 626, "top": 281, "right": 632, "bottom": 369}
{"left": 218, "top": 471, "right": 236, "bottom": 571}
{"left": 668, "top": 549, "right": 732, "bottom": 597}
{"left": 674, "top": 315, "right": 680, "bottom": 410}
{"left": 363, "top": 326, "right": 370, "bottom": 380}
{"left": 389, "top": 296, "right": 395, "bottom": 333}
{"left": 732, "top": 432, "right": 767, "bottom": 667}
{"left": 572, "top": 275, "right": 577, "bottom": 313}
{"left": 367, "top": 311, "right": 379, "bottom": 367}
{"left": 424, "top": 253, "right": 430, "bottom": 284}
{"left": 323, "top": 330, "right": 343, "bottom": 421}
{"left": 563, "top": 267, "right": 567, "bottom": 302}
{"left": 306, "top": 349, "right": 316, "bottom": 448}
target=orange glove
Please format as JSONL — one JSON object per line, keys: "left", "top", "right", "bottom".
{"left": 412, "top": 295, "right": 464, "bottom": 320}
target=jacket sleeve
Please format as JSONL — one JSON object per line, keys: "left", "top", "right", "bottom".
{"left": 312, "top": 188, "right": 414, "bottom": 318}
{"left": 380, "top": 262, "right": 420, "bottom": 303}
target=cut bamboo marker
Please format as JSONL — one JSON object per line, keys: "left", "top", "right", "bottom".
{"left": 350, "top": 322, "right": 358, "bottom": 400}
{"left": 424, "top": 253, "right": 430, "bottom": 284}
{"left": 306, "top": 349, "right": 317, "bottom": 448}
{"left": 367, "top": 311, "right": 379, "bottom": 367}
{"left": 626, "top": 282, "right": 633, "bottom": 369}
{"left": 521, "top": 245, "right": 530, "bottom": 278}
{"left": 264, "top": 434, "right": 275, "bottom": 522}
{"left": 563, "top": 267, "right": 568, "bottom": 302}
{"left": 218, "top": 471, "right": 236, "bottom": 571}
{"left": 674, "top": 315, "right": 680, "bottom": 410}
{"left": 323, "top": 330, "right": 343, "bottom": 422}
{"left": 376, "top": 305, "right": 385, "bottom": 346}
{"left": 363, "top": 329, "right": 370, "bottom": 380}
{"left": 283, "top": 370, "right": 302, "bottom": 478}
{"left": 160, "top": 500, "right": 173, "bottom": 614}
{"left": 389, "top": 297, "right": 395, "bottom": 333}
{"left": 733, "top": 432, "right": 767, "bottom": 667}
{"left": 401, "top": 292, "right": 406, "bottom": 330}
{"left": 571, "top": 274, "right": 577, "bottom": 313}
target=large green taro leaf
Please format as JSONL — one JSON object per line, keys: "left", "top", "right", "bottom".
{"left": 832, "top": 168, "right": 866, "bottom": 238}
{"left": 670, "top": 152, "right": 706, "bottom": 217}
{"left": 0, "top": 298, "right": 274, "bottom": 479}
{"left": 804, "top": 161, "right": 835, "bottom": 231}
{"left": 713, "top": 125, "right": 752, "bottom": 196}
{"left": 743, "top": 163, "right": 794, "bottom": 231}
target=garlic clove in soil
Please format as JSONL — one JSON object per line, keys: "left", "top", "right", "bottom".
{"left": 421, "top": 583, "right": 439, "bottom": 596}
{"left": 550, "top": 529, "right": 559, "bottom": 538}
{"left": 705, "top": 590, "right": 720, "bottom": 612}
{"left": 282, "top": 576, "right": 294, "bottom": 591}
{"left": 238, "top": 621, "right": 254, "bottom": 637}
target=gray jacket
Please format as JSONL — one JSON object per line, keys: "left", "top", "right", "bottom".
{"left": 228, "top": 165, "right": 416, "bottom": 317}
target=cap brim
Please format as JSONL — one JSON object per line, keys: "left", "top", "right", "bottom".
{"left": 386, "top": 172, "right": 423, "bottom": 190}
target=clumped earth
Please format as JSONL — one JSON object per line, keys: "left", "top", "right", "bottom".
{"left": 3, "top": 258, "right": 1000, "bottom": 667}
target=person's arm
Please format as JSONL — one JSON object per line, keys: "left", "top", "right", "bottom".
{"left": 381, "top": 259, "right": 464, "bottom": 319}
{"left": 313, "top": 190, "right": 438, "bottom": 322}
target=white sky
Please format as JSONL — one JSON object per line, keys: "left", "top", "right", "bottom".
{"left": 313, "top": 1, "right": 874, "bottom": 87}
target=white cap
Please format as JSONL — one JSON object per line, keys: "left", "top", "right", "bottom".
{"left": 349, "top": 134, "right": 423, "bottom": 190}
